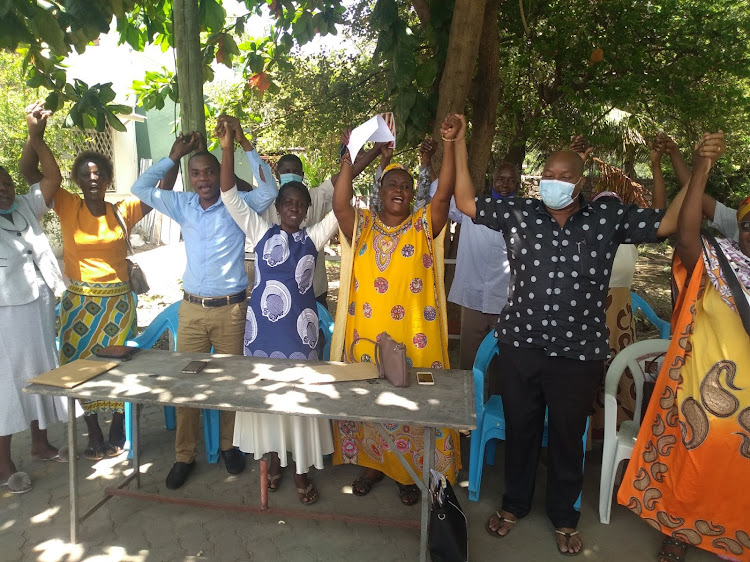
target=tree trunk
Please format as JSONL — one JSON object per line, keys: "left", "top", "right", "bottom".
{"left": 504, "top": 114, "right": 528, "bottom": 171}
{"left": 173, "top": 0, "right": 206, "bottom": 191}
{"left": 430, "top": 0, "right": 488, "bottom": 168}
{"left": 466, "top": 0, "right": 501, "bottom": 194}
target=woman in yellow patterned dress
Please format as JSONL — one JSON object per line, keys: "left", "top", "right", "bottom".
{"left": 330, "top": 115, "right": 461, "bottom": 505}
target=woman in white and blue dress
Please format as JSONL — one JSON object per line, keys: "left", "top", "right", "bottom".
{"left": 217, "top": 120, "right": 337, "bottom": 504}
{"left": 0, "top": 105, "right": 68, "bottom": 493}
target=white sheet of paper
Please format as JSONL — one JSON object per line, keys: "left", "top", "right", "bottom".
{"left": 347, "top": 115, "right": 395, "bottom": 162}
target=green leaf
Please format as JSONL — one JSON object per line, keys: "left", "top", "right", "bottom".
{"left": 105, "top": 110, "right": 127, "bottom": 132}
{"left": 44, "top": 91, "right": 61, "bottom": 112}
{"left": 371, "top": 0, "right": 398, "bottom": 31}
{"left": 393, "top": 89, "right": 416, "bottom": 120}
{"left": 415, "top": 58, "right": 438, "bottom": 89}
{"left": 97, "top": 84, "right": 117, "bottom": 104}
{"left": 199, "top": 0, "right": 226, "bottom": 32}
{"left": 32, "top": 6, "right": 68, "bottom": 54}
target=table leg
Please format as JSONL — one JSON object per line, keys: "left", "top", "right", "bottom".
{"left": 67, "top": 397, "right": 78, "bottom": 544}
{"left": 260, "top": 455, "right": 268, "bottom": 510}
{"left": 133, "top": 403, "right": 141, "bottom": 488}
{"left": 419, "top": 426, "right": 435, "bottom": 562}
{"left": 374, "top": 424, "right": 434, "bottom": 562}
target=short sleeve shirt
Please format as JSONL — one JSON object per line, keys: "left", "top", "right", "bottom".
{"left": 474, "top": 196, "right": 664, "bottom": 360}
{"left": 54, "top": 189, "right": 144, "bottom": 283}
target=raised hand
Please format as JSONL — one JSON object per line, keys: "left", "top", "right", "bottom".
{"left": 217, "top": 119, "right": 235, "bottom": 150}
{"left": 379, "top": 144, "right": 393, "bottom": 168}
{"left": 441, "top": 113, "right": 463, "bottom": 142}
{"left": 693, "top": 131, "right": 725, "bottom": 172}
{"left": 569, "top": 134, "right": 593, "bottom": 161}
{"left": 25, "top": 101, "right": 51, "bottom": 138}
{"left": 168, "top": 132, "right": 202, "bottom": 161}
{"left": 419, "top": 138, "right": 437, "bottom": 167}
{"left": 339, "top": 128, "right": 353, "bottom": 165}
{"left": 656, "top": 132, "right": 679, "bottom": 156}
{"left": 649, "top": 136, "right": 665, "bottom": 165}
{"left": 195, "top": 131, "right": 207, "bottom": 152}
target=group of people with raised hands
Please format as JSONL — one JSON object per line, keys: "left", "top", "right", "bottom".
{"left": 3, "top": 103, "right": 747, "bottom": 562}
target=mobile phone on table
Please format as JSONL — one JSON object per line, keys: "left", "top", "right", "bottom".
{"left": 181, "top": 360, "right": 207, "bottom": 374}
{"left": 416, "top": 371, "right": 434, "bottom": 385}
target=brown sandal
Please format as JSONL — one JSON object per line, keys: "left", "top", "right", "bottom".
{"left": 297, "top": 483, "right": 319, "bottom": 505}
{"left": 267, "top": 472, "right": 283, "bottom": 491}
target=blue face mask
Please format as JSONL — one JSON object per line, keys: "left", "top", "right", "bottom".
{"left": 279, "top": 173, "right": 303, "bottom": 186}
{"left": 0, "top": 202, "right": 18, "bottom": 215}
{"left": 539, "top": 179, "right": 578, "bottom": 210}
{"left": 491, "top": 188, "right": 514, "bottom": 200}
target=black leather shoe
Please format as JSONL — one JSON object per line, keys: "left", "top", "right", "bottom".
{"left": 221, "top": 448, "right": 246, "bottom": 475}
{"left": 166, "top": 461, "right": 195, "bottom": 489}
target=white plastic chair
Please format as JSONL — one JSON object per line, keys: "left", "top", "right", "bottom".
{"left": 599, "top": 338, "right": 670, "bottom": 524}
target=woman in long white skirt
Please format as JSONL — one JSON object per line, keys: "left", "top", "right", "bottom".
{"left": 0, "top": 105, "right": 68, "bottom": 493}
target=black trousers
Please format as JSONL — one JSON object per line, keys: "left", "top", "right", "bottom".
{"left": 498, "top": 343, "right": 603, "bottom": 529}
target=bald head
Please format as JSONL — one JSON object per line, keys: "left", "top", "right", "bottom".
{"left": 544, "top": 150, "right": 584, "bottom": 178}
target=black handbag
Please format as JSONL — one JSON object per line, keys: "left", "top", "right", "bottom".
{"left": 429, "top": 470, "right": 468, "bottom": 562}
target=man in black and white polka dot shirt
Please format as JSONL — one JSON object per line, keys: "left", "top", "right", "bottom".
{"left": 451, "top": 116, "right": 685, "bottom": 555}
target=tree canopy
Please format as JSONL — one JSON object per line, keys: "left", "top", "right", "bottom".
{"left": 2, "top": 0, "right": 750, "bottom": 202}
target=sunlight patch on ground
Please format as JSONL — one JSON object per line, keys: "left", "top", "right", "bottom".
{"left": 341, "top": 485, "right": 354, "bottom": 495}
{"left": 123, "top": 462, "right": 153, "bottom": 477}
{"left": 0, "top": 519, "right": 15, "bottom": 531}
{"left": 33, "top": 539, "right": 84, "bottom": 562}
{"left": 83, "top": 546, "right": 148, "bottom": 561}
{"left": 30, "top": 506, "right": 60, "bottom": 524}
{"left": 85, "top": 457, "right": 131, "bottom": 481}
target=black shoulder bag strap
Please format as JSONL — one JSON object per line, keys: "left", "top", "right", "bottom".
{"left": 704, "top": 233, "right": 750, "bottom": 337}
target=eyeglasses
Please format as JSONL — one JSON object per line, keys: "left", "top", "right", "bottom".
{"left": 740, "top": 221, "right": 750, "bottom": 233}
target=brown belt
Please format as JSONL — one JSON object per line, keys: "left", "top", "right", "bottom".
{"left": 183, "top": 290, "right": 246, "bottom": 308}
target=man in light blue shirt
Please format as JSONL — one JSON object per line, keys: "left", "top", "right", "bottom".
{"left": 131, "top": 132, "right": 278, "bottom": 489}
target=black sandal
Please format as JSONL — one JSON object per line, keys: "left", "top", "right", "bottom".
{"left": 83, "top": 443, "right": 106, "bottom": 461}
{"left": 352, "top": 472, "right": 384, "bottom": 496}
{"left": 397, "top": 483, "right": 420, "bottom": 506}
{"left": 658, "top": 537, "right": 688, "bottom": 562}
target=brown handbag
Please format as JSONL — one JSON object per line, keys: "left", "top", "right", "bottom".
{"left": 349, "top": 332, "right": 410, "bottom": 387}
{"left": 112, "top": 204, "right": 150, "bottom": 294}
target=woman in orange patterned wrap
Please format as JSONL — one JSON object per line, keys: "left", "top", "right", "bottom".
{"left": 618, "top": 132, "right": 750, "bottom": 562}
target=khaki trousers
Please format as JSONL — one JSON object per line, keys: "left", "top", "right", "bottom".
{"left": 174, "top": 299, "right": 247, "bottom": 463}
{"left": 459, "top": 306, "right": 502, "bottom": 397}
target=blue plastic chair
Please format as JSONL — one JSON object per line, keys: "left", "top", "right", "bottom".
{"left": 630, "top": 292, "right": 670, "bottom": 339}
{"left": 124, "top": 301, "right": 222, "bottom": 463}
{"left": 467, "top": 330, "right": 588, "bottom": 509}
{"left": 317, "top": 301, "right": 334, "bottom": 361}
